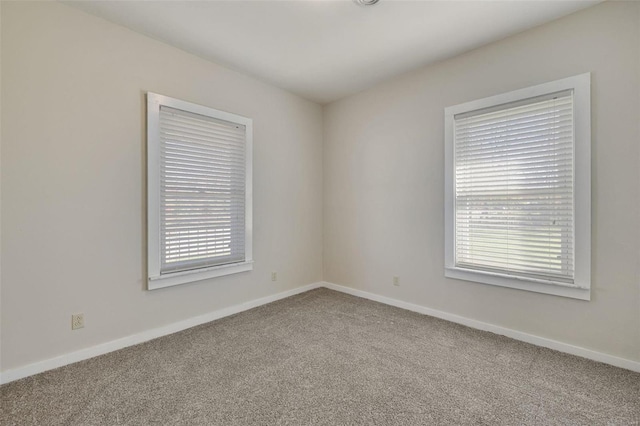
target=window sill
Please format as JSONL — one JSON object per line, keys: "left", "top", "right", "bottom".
{"left": 148, "top": 261, "right": 253, "bottom": 290}
{"left": 445, "top": 267, "right": 590, "bottom": 301}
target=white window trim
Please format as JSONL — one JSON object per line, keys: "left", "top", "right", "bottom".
{"left": 147, "top": 93, "right": 253, "bottom": 290}
{"left": 444, "top": 73, "right": 591, "bottom": 300}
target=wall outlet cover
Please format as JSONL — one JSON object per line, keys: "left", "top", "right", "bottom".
{"left": 72, "top": 313, "right": 85, "bottom": 330}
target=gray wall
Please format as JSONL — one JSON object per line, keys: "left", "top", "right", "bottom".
{"left": 2, "top": 0, "right": 638, "bottom": 375}
{"left": 1, "top": 1, "right": 324, "bottom": 371}
{"left": 323, "top": 1, "right": 640, "bottom": 362}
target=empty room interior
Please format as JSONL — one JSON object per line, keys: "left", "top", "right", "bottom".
{"left": 1, "top": 0, "right": 639, "bottom": 424}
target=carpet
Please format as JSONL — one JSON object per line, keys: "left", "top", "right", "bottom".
{"left": 1, "top": 288, "right": 638, "bottom": 425}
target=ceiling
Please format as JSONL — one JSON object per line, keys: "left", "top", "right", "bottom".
{"left": 64, "top": 0, "right": 600, "bottom": 104}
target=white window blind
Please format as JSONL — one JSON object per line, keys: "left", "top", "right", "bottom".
{"left": 453, "top": 91, "right": 575, "bottom": 284}
{"left": 159, "top": 106, "right": 247, "bottom": 274}
{"left": 147, "top": 92, "right": 253, "bottom": 289}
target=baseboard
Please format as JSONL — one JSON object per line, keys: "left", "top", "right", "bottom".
{"left": 3, "top": 280, "right": 637, "bottom": 384}
{"left": 0, "top": 281, "right": 324, "bottom": 385}
{"left": 322, "top": 281, "right": 640, "bottom": 373}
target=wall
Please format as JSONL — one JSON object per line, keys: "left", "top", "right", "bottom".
{"left": 323, "top": 1, "right": 640, "bottom": 362}
{"left": 1, "top": 0, "right": 638, "bottom": 377}
{"left": 1, "top": 1, "right": 323, "bottom": 372}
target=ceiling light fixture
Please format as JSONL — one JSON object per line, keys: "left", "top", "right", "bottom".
{"left": 353, "top": 0, "right": 380, "bottom": 6}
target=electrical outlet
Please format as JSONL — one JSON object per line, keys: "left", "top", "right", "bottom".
{"left": 71, "top": 313, "right": 84, "bottom": 330}
{"left": 393, "top": 276, "right": 400, "bottom": 286}
{"left": 271, "top": 272, "right": 277, "bottom": 282}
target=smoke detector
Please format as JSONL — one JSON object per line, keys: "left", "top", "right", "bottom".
{"left": 354, "top": 0, "right": 380, "bottom": 5}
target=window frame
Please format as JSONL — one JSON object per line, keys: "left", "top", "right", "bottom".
{"left": 444, "top": 74, "right": 591, "bottom": 300}
{"left": 147, "top": 93, "right": 253, "bottom": 290}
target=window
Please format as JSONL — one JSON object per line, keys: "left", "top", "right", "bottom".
{"left": 444, "top": 74, "right": 591, "bottom": 300}
{"left": 147, "top": 93, "right": 252, "bottom": 290}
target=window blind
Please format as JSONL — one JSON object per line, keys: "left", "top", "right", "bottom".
{"left": 453, "top": 90, "right": 574, "bottom": 284}
{"left": 159, "top": 105, "right": 246, "bottom": 274}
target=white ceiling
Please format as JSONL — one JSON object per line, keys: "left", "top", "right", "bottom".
{"left": 65, "top": 0, "right": 600, "bottom": 104}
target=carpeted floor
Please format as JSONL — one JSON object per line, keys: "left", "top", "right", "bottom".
{"left": 1, "top": 288, "right": 638, "bottom": 425}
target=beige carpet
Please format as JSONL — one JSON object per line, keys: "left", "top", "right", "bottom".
{"left": 1, "top": 288, "right": 638, "bottom": 425}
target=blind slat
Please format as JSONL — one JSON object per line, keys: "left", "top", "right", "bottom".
{"left": 159, "top": 105, "right": 246, "bottom": 274}
{"left": 454, "top": 92, "right": 575, "bottom": 282}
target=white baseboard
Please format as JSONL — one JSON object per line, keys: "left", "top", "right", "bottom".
{"left": 322, "top": 281, "right": 640, "bottom": 373}
{"left": 0, "top": 282, "right": 324, "bottom": 385}
{"left": 2, "top": 280, "right": 637, "bottom": 385}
